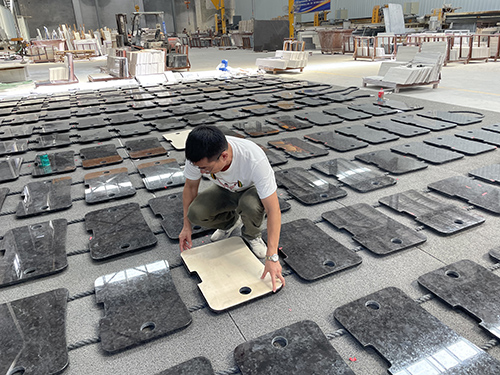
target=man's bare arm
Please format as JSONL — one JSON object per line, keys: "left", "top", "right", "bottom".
{"left": 179, "top": 178, "right": 201, "bottom": 251}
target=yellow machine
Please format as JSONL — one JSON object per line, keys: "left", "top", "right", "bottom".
{"left": 211, "top": 0, "right": 227, "bottom": 34}
{"left": 372, "top": 5, "right": 387, "bottom": 23}
{"left": 289, "top": 0, "right": 294, "bottom": 39}
{"left": 314, "top": 11, "right": 329, "bottom": 26}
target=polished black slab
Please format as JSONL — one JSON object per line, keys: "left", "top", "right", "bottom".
{"left": 365, "top": 119, "right": 430, "bottom": 137}
{"left": 156, "top": 97, "right": 185, "bottom": 107}
{"left": 322, "top": 203, "right": 426, "bottom": 255}
{"left": 178, "top": 94, "right": 206, "bottom": 104}
{"left": 250, "top": 93, "right": 281, "bottom": 104}
{"left": 233, "top": 120, "right": 280, "bottom": 137}
{"left": 215, "top": 108, "right": 251, "bottom": 120}
{"left": 199, "top": 99, "right": 251, "bottom": 111}
{"left": 107, "top": 113, "right": 139, "bottom": 125}
{"left": 137, "top": 158, "right": 185, "bottom": 190}
{"left": 273, "top": 91, "right": 300, "bottom": 100}
{"left": 268, "top": 138, "right": 329, "bottom": 159}
{"left": 376, "top": 99, "right": 423, "bottom": 111}
{"left": 73, "top": 115, "right": 108, "bottom": 128}
{"left": 183, "top": 113, "right": 218, "bottom": 126}
{"left": 241, "top": 104, "right": 279, "bottom": 115}
{"left": 80, "top": 143, "right": 123, "bottom": 168}
{"left": 355, "top": 150, "right": 427, "bottom": 174}
{"left": 323, "top": 107, "right": 372, "bottom": 121}
{"left": 130, "top": 100, "right": 156, "bottom": 110}
{"left": 275, "top": 167, "right": 347, "bottom": 205}
{"left": 379, "top": 189, "right": 484, "bottom": 234}
{"left": 85, "top": 202, "right": 157, "bottom": 259}
{"left": 392, "top": 114, "right": 456, "bottom": 131}
{"left": 0, "top": 139, "right": 28, "bottom": 155}
{"left": 76, "top": 128, "right": 113, "bottom": 143}
{"left": 156, "top": 357, "right": 215, "bottom": 375}
{"left": 258, "top": 144, "right": 288, "bottom": 166}
{"left": 32, "top": 151, "right": 76, "bottom": 177}
{"left": 418, "top": 110, "right": 483, "bottom": 125}
{"left": 391, "top": 142, "right": 464, "bottom": 164}
{"left": 312, "top": 158, "right": 397, "bottom": 192}
{"left": 469, "top": 164, "right": 500, "bottom": 184}
{"left": 149, "top": 193, "right": 210, "bottom": 239}
{"left": 428, "top": 176, "right": 500, "bottom": 214}
{"left": 418, "top": 259, "right": 500, "bottom": 339}
{"left": 42, "top": 109, "right": 72, "bottom": 120}
{"left": 73, "top": 106, "right": 102, "bottom": 117}
{"left": 455, "top": 129, "right": 500, "bottom": 146}
{"left": 124, "top": 137, "right": 168, "bottom": 159}
{"left": 114, "top": 123, "right": 151, "bottom": 137}
{"left": 30, "top": 133, "right": 72, "bottom": 150}
{"left": 336, "top": 125, "right": 399, "bottom": 144}
{"left": 169, "top": 104, "right": 202, "bottom": 116}
{"left": 268, "top": 218, "right": 361, "bottom": 280}
{"left": 424, "top": 135, "right": 496, "bottom": 155}
{"left": 0, "top": 157, "right": 22, "bottom": 182}
{"left": 95, "top": 260, "right": 192, "bottom": 353}
{"left": 269, "top": 101, "right": 304, "bottom": 111}
{"left": 267, "top": 115, "right": 312, "bottom": 131}
{"left": 0, "top": 288, "right": 69, "bottom": 375}
{"left": 348, "top": 103, "right": 398, "bottom": 116}
{"left": 295, "top": 111, "right": 343, "bottom": 126}
{"left": 151, "top": 117, "right": 187, "bottom": 131}
{"left": 234, "top": 320, "right": 355, "bottom": 375}
{"left": 0, "top": 187, "right": 7, "bottom": 210}
{"left": 0, "top": 219, "right": 68, "bottom": 287}
{"left": 0, "top": 125, "right": 35, "bottom": 139}
{"left": 334, "top": 287, "right": 500, "bottom": 375}
{"left": 16, "top": 177, "right": 72, "bottom": 217}
{"left": 295, "top": 97, "right": 330, "bottom": 107}
{"left": 481, "top": 123, "right": 500, "bottom": 133}
{"left": 137, "top": 108, "right": 171, "bottom": 120}
{"left": 304, "top": 131, "right": 368, "bottom": 152}
{"left": 84, "top": 168, "right": 136, "bottom": 203}
{"left": 2, "top": 113, "right": 39, "bottom": 124}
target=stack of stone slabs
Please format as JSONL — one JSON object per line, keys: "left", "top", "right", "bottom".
{"left": 1, "top": 76, "right": 500, "bottom": 375}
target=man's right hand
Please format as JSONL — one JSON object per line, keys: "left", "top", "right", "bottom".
{"left": 179, "top": 226, "right": 193, "bottom": 252}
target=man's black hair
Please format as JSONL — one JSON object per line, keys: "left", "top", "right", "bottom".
{"left": 185, "top": 125, "right": 228, "bottom": 163}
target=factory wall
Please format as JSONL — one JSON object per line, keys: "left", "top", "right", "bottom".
{"left": 17, "top": 0, "right": 77, "bottom": 38}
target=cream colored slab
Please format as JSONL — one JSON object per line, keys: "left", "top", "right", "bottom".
{"left": 181, "top": 237, "right": 281, "bottom": 312}
{"left": 163, "top": 129, "right": 192, "bottom": 150}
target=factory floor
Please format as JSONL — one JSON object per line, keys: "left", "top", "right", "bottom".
{"left": 1, "top": 47, "right": 500, "bottom": 375}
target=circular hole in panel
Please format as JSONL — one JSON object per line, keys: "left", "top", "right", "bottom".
{"left": 31, "top": 224, "right": 42, "bottom": 230}
{"left": 446, "top": 270, "right": 460, "bottom": 278}
{"left": 155, "top": 161, "right": 161, "bottom": 165}
{"left": 100, "top": 161, "right": 107, "bottom": 164}
{"left": 23, "top": 268, "right": 36, "bottom": 275}
{"left": 239, "top": 286, "right": 252, "bottom": 295}
{"left": 169, "top": 194, "right": 177, "bottom": 199}
{"left": 120, "top": 243, "right": 130, "bottom": 249}
{"left": 365, "top": 300, "right": 380, "bottom": 310}
{"left": 41, "top": 205, "right": 49, "bottom": 210}
{"left": 320, "top": 193, "right": 328, "bottom": 198}
{"left": 391, "top": 238, "right": 402, "bottom": 244}
{"left": 323, "top": 260, "right": 336, "bottom": 267}
{"left": 404, "top": 144, "right": 410, "bottom": 147}
{"left": 454, "top": 219, "right": 464, "bottom": 225}
{"left": 147, "top": 152, "right": 152, "bottom": 155}
{"left": 271, "top": 336, "right": 288, "bottom": 349}
{"left": 108, "top": 193, "right": 116, "bottom": 197}
{"left": 104, "top": 170, "right": 110, "bottom": 174}
{"left": 372, "top": 181, "right": 380, "bottom": 185}
{"left": 193, "top": 225, "right": 201, "bottom": 230}
{"left": 8, "top": 367, "right": 25, "bottom": 375}
{"left": 140, "top": 322, "right": 156, "bottom": 332}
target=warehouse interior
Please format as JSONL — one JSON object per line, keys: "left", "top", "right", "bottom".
{"left": 2, "top": 1, "right": 500, "bottom": 375}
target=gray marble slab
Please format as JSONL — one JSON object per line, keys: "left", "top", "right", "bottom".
{"left": 336, "top": 124, "right": 399, "bottom": 144}
{"left": 469, "top": 163, "right": 500, "bottom": 184}
{"left": 455, "top": 129, "right": 500, "bottom": 146}
{"left": 0, "top": 157, "right": 22, "bottom": 182}
{"left": 355, "top": 150, "right": 427, "bottom": 174}
{"left": 32, "top": 151, "right": 76, "bottom": 177}
{"left": 391, "top": 142, "right": 464, "bottom": 164}
{"left": 16, "top": 177, "right": 72, "bottom": 217}
{"left": 84, "top": 168, "right": 136, "bottom": 203}
{"left": 392, "top": 114, "right": 456, "bottom": 131}
{"left": 295, "top": 111, "right": 344, "bottom": 126}
{"left": 269, "top": 138, "right": 329, "bottom": 159}
{"left": 424, "top": 135, "right": 496, "bottom": 155}
{"left": 305, "top": 131, "right": 369, "bottom": 152}
{"left": 156, "top": 357, "right": 215, "bottom": 375}
{"left": 365, "top": 119, "right": 430, "bottom": 137}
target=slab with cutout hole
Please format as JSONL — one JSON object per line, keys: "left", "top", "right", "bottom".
{"left": 138, "top": 159, "right": 185, "bottom": 191}
{"left": 73, "top": 116, "right": 108, "bottom": 129}
{"left": 31, "top": 134, "right": 71, "bottom": 150}
{"left": 0, "top": 157, "right": 22, "bottom": 182}
{"left": 214, "top": 108, "right": 251, "bottom": 121}
{"left": 73, "top": 106, "right": 102, "bottom": 117}
{"left": 199, "top": 99, "right": 251, "bottom": 111}
{"left": 295, "top": 112, "right": 343, "bottom": 126}
{"left": 336, "top": 125, "right": 399, "bottom": 144}
{"left": 37, "top": 120, "right": 71, "bottom": 134}
{"left": 233, "top": 120, "right": 279, "bottom": 137}
{"left": 250, "top": 94, "right": 281, "bottom": 104}
{"left": 163, "top": 129, "right": 192, "bottom": 150}
{"left": 32, "top": 151, "right": 75, "bottom": 177}
{"left": 114, "top": 123, "right": 151, "bottom": 137}
{"left": 80, "top": 143, "right": 123, "bottom": 168}
{"left": 304, "top": 131, "right": 368, "bottom": 152}
{"left": 241, "top": 104, "right": 279, "bottom": 116}
{"left": 266, "top": 219, "right": 361, "bottom": 281}
{"left": 455, "top": 129, "right": 500, "bottom": 146}
{"left": 0, "top": 288, "right": 69, "bottom": 375}
{"left": 149, "top": 193, "right": 210, "bottom": 239}
{"left": 391, "top": 142, "right": 463, "bottom": 164}
{"left": 348, "top": 104, "right": 398, "bottom": 116}
{"left": 169, "top": 104, "right": 202, "bottom": 116}
{"left": 137, "top": 108, "right": 171, "bottom": 121}
{"left": 183, "top": 113, "right": 218, "bottom": 126}
{"left": 157, "top": 357, "right": 215, "bottom": 375}
{"left": 0, "top": 125, "right": 35, "bottom": 139}
{"left": 428, "top": 176, "right": 500, "bottom": 214}
{"left": 269, "top": 101, "right": 304, "bottom": 111}
{"left": 125, "top": 137, "right": 168, "bottom": 159}
{"left": 234, "top": 320, "right": 354, "bottom": 375}
{"left": 365, "top": 119, "right": 430, "bottom": 137}
{"left": 76, "top": 128, "right": 113, "bottom": 143}
{"left": 42, "top": 109, "right": 72, "bottom": 121}
{"left": 95, "top": 260, "right": 191, "bottom": 353}
{"left": 85, "top": 202, "right": 157, "bottom": 260}
{"left": 424, "top": 135, "right": 496, "bottom": 155}
{"left": 267, "top": 116, "right": 312, "bottom": 131}
{"left": 181, "top": 237, "right": 281, "bottom": 312}
{"left": 418, "top": 260, "right": 500, "bottom": 339}
{"left": 334, "top": 287, "right": 500, "bottom": 375}
{"left": 469, "top": 164, "right": 500, "bottom": 184}
{"left": 322, "top": 203, "right": 426, "bottom": 255}
{"left": 84, "top": 168, "right": 136, "bottom": 203}
{"left": 312, "top": 158, "right": 396, "bottom": 193}
{"left": 355, "top": 150, "right": 427, "bottom": 174}
{"left": 268, "top": 138, "right": 329, "bottom": 159}
{"left": 418, "top": 110, "right": 483, "bottom": 125}
{"left": 275, "top": 167, "right": 346, "bottom": 205}
{"left": 295, "top": 97, "right": 330, "bottom": 107}
{"left": 16, "top": 177, "right": 72, "bottom": 217}
{"left": 375, "top": 99, "right": 423, "bottom": 111}
{"left": 392, "top": 114, "right": 455, "bottom": 131}
{"left": 0, "top": 219, "right": 67, "bottom": 287}
{"left": 323, "top": 107, "right": 372, "bottom": 121}
{"left": 2, "top": 113, "right": 39, "bottom": 125}
{"left": 257, "top": 144, "right": 288, "bottom": 166}
{"left": 0, "top": 139, "right": 28, "bottom": 155}
{"left": 379, "top": 189, "right": 484, "bottom": 234}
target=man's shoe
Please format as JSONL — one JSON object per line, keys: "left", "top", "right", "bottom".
{"left": 246, "top": 236, "right": 267, "bottom": 259}
{"left": 210, "top": 217, "right": 243, "bottom": 242}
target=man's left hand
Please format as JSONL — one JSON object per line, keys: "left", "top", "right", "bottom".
{"left": 261, "top": 260, "right": 285, "bottom": 292}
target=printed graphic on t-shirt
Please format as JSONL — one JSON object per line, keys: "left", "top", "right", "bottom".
{"left": 210, "top": 173, "right": 243, "bottom": 191}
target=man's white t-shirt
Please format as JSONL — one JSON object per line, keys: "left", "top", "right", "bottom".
{"left": 184, "top": 136, "right": 277, "bottom": 199}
